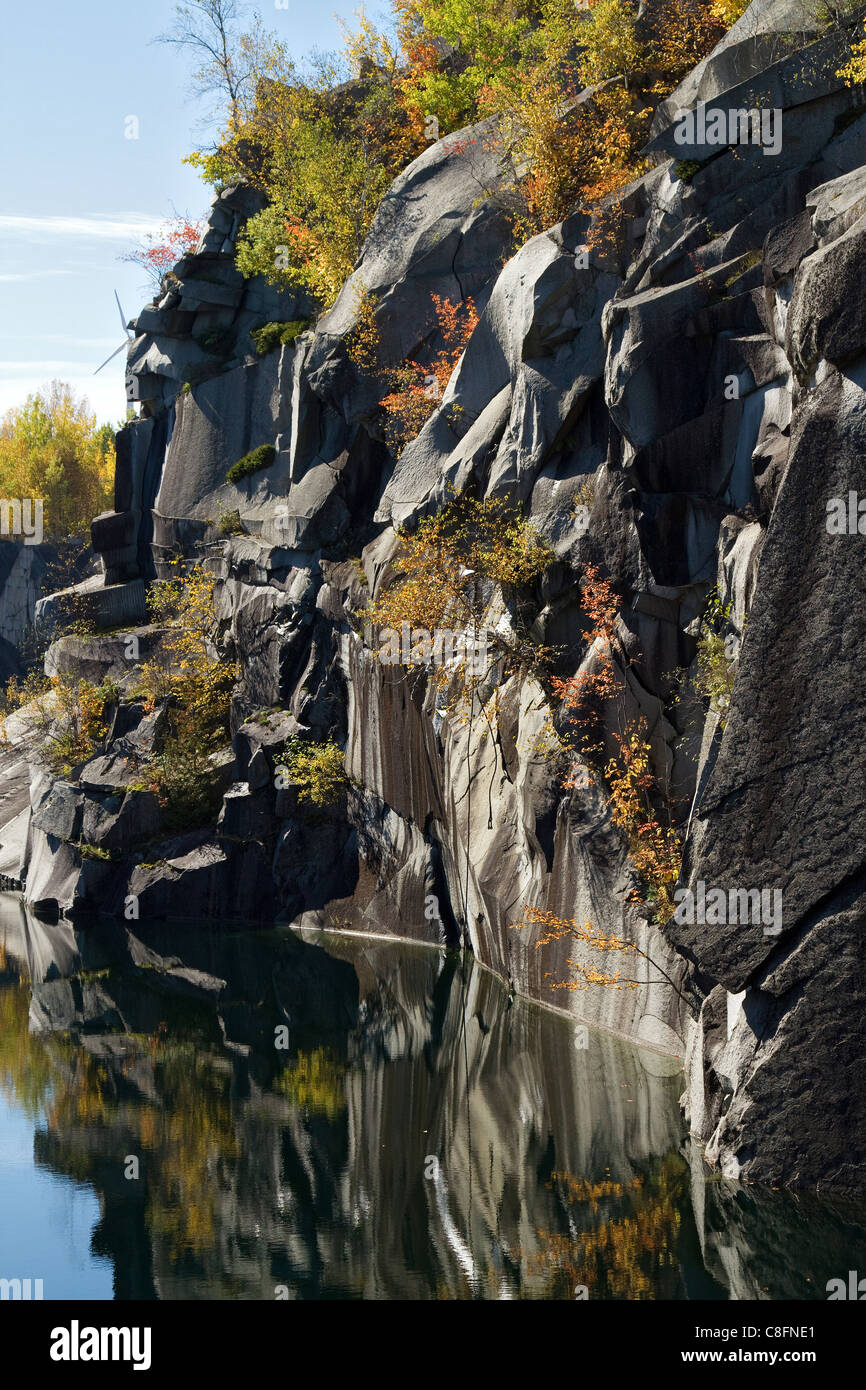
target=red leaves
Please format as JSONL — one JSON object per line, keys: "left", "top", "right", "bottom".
{"left": 377, "top": 292, "right": 478, "bottom": 448}
{"left": 123, "top": 215, "right": 206, "bottom": 287}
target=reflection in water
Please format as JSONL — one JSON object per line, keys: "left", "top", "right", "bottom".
{"left": 1, "top": 896, "right": 865, "bottom": 1300}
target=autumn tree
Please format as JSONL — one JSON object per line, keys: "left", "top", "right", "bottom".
{"left": 838, "top": 11, "right": 866, "bottom": 83}
{"left": 531, "top": 1156, "right": 687, "bottom": 1299}
{"left": 348, "top": 289, "right": 479, "bottom": 449}
{"left": 396, "top": 0, "right": 543, "bottom": 130}
{"left": 138, "top": 565, "right": 237, "bottom": 828}
{"left": 193, "top": 31, "right": 420, "bottom": 304}
{"left": 232, "top": 93, "right": 404, "bottom": 303}
{"left": 509, "top": 565, "right": 684, "bottom": 998}
{"left": 154, "top": 0, "right": 273, "bottom": 126}
{"left": 576, "top": 0, "right": 643, "bottom": 88}
{"left": 122, "top": 214, "right": 207, "bottom": 292}
{"left": 364, "top": 493, "right": 554, "bottom": 723}
{"left": 548, "top": 565, "right": 682, "bottom": 925}
{"left": 177, "top": 0, "right": 736, "bottom": 305}
{"left": 0, "top": 383, "right": 114, "bottom": 540}
{"left": 1, "top": 667, "right": 119, "bottom": 776}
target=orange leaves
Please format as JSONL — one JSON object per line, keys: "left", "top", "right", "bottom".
{"left": 510, "top": 905, "right": 641, "bottom": 992}
{"left": 377, "top": 292, "right": 478, "bottom": 450}
{"left": 551, "top": 564, "right": 623, "bottom": 759}
{"left": 347, "top": 289, "right": 478, "bottom": 452}
{"left": 647, "top": 0, "right": 726, "bottom": 92}
{"left": 514, "top": 904, "right": 637, "bottom": 955}
{"left": 532, "top": 1157, "right": 685, "bottom": 1299}
{"left": 577, "top": 563, "right": 620, "bottom": 643}
{"left": 604, "top": 722, "right": 682, "bottom": 924}
{"left": 123, "top": 215, "right": 206, "bottom": 290}
{"left": 393, "top": 0, "right": 443, "bottom": 141}
{"left": 546, "top": 558, "right": 683, "bottom": 933}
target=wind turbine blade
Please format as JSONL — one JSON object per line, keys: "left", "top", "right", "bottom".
{"left": 94, "top": 341, "right": 129, "bottom": 375}
{"left": 115, "top": 289, "right": 133, "bottom": 337}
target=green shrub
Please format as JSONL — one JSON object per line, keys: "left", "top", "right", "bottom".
{"left": 694, "top": 589, "right": 741, "bottom": 725}
{"left": 226, "top": 444, "right": 276, "bottom": 485}
{"left": 674, "top": 159, "right": 702, "bottom": 183}
{"left": 217, "top": 507, "right": 244, "bottom": 536}
{"left": 250, "top": 320, "right": 310, "bottom": 355}
{"left": 73, "top": 841, "right": 116, "bottom": 862}
{"left": 195, "top": 326, "right": 236, "bottom": 358}
{"left": 277, "top": 737, "right": 350, "bottom": 807}
{"left": 724, "top": 249, "right": 762, "bottom": 288}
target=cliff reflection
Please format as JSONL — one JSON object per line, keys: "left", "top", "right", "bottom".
{"left": 2, "top": 898, "right": 864, "bottom": 1300}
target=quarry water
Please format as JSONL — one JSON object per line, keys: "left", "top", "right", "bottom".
{"left": 1, "top": 894, "right": 865, "bottom": 1301}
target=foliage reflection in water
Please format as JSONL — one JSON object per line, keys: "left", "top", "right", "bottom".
{"left": 1, "top": 899, "right": 865, "bottom": 1300}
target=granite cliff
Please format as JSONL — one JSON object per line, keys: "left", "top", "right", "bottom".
{"left": 5, "top": 0, "right": 866, "bottom": 1192}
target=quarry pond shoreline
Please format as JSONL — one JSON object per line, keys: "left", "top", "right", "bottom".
{"left": 291, "top": 919, "right": 687, "bottom": 1062}
{"left": 3, "top": 904, "right": 866, "bottom": 1299}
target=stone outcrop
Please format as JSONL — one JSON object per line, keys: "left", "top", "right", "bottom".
{"left": 7, "top": 0, "right": 866, "bottom": 1192}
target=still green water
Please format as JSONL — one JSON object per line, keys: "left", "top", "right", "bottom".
{"left": 1, "top": 895, "right": 865, "bottom": 1300}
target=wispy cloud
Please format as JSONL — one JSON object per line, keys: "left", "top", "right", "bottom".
{"left": 0, "top": 269, "right": 78, "bottom": 283}
{"left": 0, "top": 360, "right": 108, "bottom": 372}
{"left": 0, "top": 334, "right": 123, "bottom": 348}
{"left": 0, "top": 213, "right": 164, "bottom": 241}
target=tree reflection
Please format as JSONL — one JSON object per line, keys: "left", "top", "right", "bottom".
{"left": 530, "top": 1155, "right": 688, "bottom": 1299}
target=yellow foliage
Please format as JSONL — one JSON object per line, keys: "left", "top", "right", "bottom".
{"left": 709, "top": 0, "right": 752, "bottom": 25}
{"left": 277, "top": 1047, "right": 347, "bottom": 1119}
{"left": 605, "top": 723, "right": 682, "bottom": 925}
{"left": 1, "top": 668, "right": 118, "bottom": 775}
{"left": 531, "top": 1155, "right": 686, "bottom": 1299}
{"left": 511, "top": 904, "right": 643, "bottom": 991}
{"left": 838, "top": 19, "right": 866, "bottom": 84}
{"left": 550, "top": 565, "right": 682, "bottom": 927}
{"left": 338, "top": 8, "right": 401, "bottom": 78}
{"left": 139, "top": 565, "right": 236, "bottom": 828}
{"left": 364, "top": 493, "right": 553, "bottom": 711}
{"left": 0, "top": 382, "right": 114, "bottom": 539}
{"left": 279, "top": 738, "right": 350, "bottom": 807}
{"left": 368, "top": 495, "right": 552, "bottom": 630}
{"left": 576, "top": 0, "right": 643, "bottom": 88}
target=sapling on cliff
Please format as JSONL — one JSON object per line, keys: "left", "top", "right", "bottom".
{"left": 363, "top": 492, "right": 556, "bottom": 718}
{"left": 513, "top": 564, "right": 684, "bottom": 990}
{"left": 138, "top": 565, "right": 237, "bottom": 830}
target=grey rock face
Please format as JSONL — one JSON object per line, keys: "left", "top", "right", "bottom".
{"left": 668, "top": 365, "right": 866, "bottom": 1188}
{"left": 787, "top": 213, "right": 866, "bottom": 378}
{"left": 0, "top": 541, "right": 51, "bottom": 649}
{"left": 15, "top": 5, "right": 866, "bottom": 1193}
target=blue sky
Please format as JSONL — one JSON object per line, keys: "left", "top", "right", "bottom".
{"left": 0, "top": 0, "right": 370, "bottom": 425}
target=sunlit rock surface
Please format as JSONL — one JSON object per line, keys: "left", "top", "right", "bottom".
{"left": 9, "top": 0, "right": 866, "bottom": 1192}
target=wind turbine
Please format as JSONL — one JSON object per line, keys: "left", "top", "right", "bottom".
{"left": 94, "top": 291, "right": 135, "bottom": 374}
